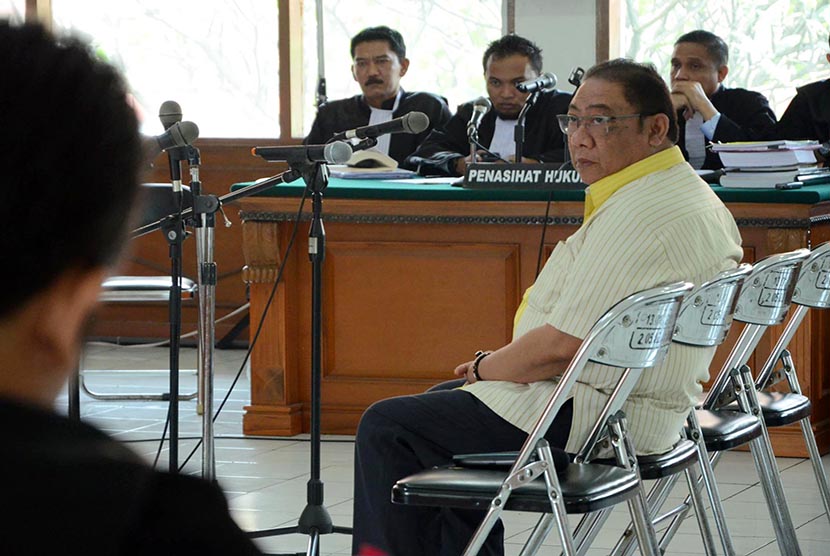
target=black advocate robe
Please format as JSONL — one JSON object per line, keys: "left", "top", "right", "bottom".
{"left": 677, "top": 85, "right": 777, "bottom": 170}
{"left": 774, "top": 78, "right": 830, "bottom": 144}
{"left": 405, "top": 89, "right": 572, "bottom": 177}
{"left": 304, "top": 89, "right": 451, "bottom": 166}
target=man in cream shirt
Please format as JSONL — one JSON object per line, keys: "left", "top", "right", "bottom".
{"left": 351, "top": 59, "right": 743, "bottom": 556}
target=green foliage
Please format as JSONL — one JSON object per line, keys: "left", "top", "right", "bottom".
{"left": 621, "top": 0, "right": 830, "bottom": 115}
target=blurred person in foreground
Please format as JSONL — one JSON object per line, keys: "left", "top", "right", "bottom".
{"left": 0, "top": 21, "right": 263, "bottom": 555}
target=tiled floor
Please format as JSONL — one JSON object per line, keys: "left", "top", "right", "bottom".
{"left": 64, "top": 343, "right": 830, "bottom": 555}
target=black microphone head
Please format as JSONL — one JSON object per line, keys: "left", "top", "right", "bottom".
{"left": 516, "top": 72, "right": 558, "bottom": 93}
{"left": 324, "top": 141, "right": 354, "bottom": 164}
{"left": 159, "top": 100, "right": 183, "bottom": 129}
{"left": 177, "top": 121, "right": 200, "bottom": 144}
{"left": 402, "top": 111, "right": 429, "bottom": 134}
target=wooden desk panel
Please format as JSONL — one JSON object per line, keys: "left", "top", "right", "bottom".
{"left": 237, "top": 189, "right": 830, "bottom": 456}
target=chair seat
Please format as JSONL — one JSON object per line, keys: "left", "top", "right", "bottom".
{"left": 453, "top": 440, "right": 697, "bottom": 482}
{"left": 99, "top": 276, "right": 197, "bottom": 303}
{"left": 392, "top": 462, "right": 640, "bottom": 515}
{"left": 693, "top": 409, "right": 763, "bottom": 451}
{"left": 724, "top": 391, "right": 812, "bottom": 427}
{"left": 636, "top": 439, "right": 698, "bottom": 480}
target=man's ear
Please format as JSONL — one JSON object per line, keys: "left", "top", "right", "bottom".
{"left": 825, "top": 53, "right": 830, "bottom": 65}
{"left": 351, "top": 63, "right": 359, "bottom": 82}
{"left": 399, "top": 57, "right": 410, "bottom": 77}
{"left": 717, "top": 64, "right": 728, "bottom": 83}
{"left": 648, "top": 113, "right": 671, "bottom": 146}
{"left": 30, "top": 267, "right": 106, "bottom": 373}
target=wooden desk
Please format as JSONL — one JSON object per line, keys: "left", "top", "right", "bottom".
{"left": 234, "top": 178, "right": 830, "bottom": 457}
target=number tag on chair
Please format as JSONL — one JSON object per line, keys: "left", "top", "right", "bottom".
{"left": 629, "top": 306, "right": 674, "bottom": 350}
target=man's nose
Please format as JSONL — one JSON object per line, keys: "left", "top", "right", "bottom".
{"left": 569, "top": 122, "right": 594, "bottom": 147}
{"left": 498, "top": 85, "right": 515, "bottom": 98}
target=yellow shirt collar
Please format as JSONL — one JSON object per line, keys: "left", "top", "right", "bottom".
{"left": 583, "top": 146, "right": 685, "bottom": 221}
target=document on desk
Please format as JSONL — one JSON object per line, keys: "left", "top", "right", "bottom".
{"left": 385, "top": 176, "right": 462, "bottom": 185}
{"left": 328, "top": 164, "right": 418, "bottom": 180}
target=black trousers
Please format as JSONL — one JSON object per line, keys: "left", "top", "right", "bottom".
{"left": 352, "top": 385, "right": 573, "bottom": 556}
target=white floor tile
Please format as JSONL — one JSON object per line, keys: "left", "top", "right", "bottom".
{"left": 66, "top": 344, "right": 830, "bottom": 556}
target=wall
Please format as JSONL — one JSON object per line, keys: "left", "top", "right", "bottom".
{"left": 514, "top": 0, "right": 597, "bottom": 92}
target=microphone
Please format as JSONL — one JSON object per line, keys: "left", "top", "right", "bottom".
{"left": 568, "top": 67, "right": 585, "bottom": 90}
{"left": 467, "top": 96, "right": 492, "bottom": 139}
{"left": 158, "top": 100, "right": 183, "bottom": 130}
{"left": 516, "top": 72, "right": 557, "bottom": 93}
{"left": 331, "top": 111, "right": 429, "bottom": 141}
{"left": 253, "top": 141, "right": 353, "bottom": 165}
{"left": 143, "top": 121, "right": 200, "bottom": 160}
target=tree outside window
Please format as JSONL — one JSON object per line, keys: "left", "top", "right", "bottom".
{"left": 619, "top": 0, "right": 830, "bottom": 118}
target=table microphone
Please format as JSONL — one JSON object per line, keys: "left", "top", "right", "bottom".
{"left": 516, "top": 72, "right": 557, "bottom": 93}
{"left": 331, "top": 111, "right": 429, "bottom": 141}
{"left": 467, "top": 97, "right": 492, "bottom": 140}
{"left": 253, "top": 141, "right": 353, "bottom": 165}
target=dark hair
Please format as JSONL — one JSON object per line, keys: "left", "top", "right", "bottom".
{"left": 350, "top": 26, "right": 406, "bottom": 61}
{"left": 584, "top": 58, "right": 679, "bottom": 144}
{"left": 0, "top": 21, "right": 142, "bottom": 317}
{"left": 675, "top": 30, "right": 729, "bottom": 67}
{"left": 482, "top": 34, "right": 543, "bottom": 74}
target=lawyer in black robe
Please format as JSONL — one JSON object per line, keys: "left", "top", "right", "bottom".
{"left": 304, "top": 90, "right": 451, "bottom": 166}
{"left": 405, "top": 89, "right": 572, "bottom": 177}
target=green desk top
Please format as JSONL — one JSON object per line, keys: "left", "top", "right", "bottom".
{"left": 231, "top": 176, "right": 830, "bottom": 205}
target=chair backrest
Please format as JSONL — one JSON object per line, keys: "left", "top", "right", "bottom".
{"left": 136, "top": 182, "right": 194, "bottom": 227}
{"left": 515, "top": 281, "right": 693, "bottom": 468}
{"left": 733, "top": 249, "right": 810, "bottom": 326}
{"left": 792, "top": 241, "right": 830, "bottom": 309}
{"left": 673, "top": 264, "right": 752, "bottom": 348}
{"left": 585, "top": 282, "right": 694, "bottom": 370}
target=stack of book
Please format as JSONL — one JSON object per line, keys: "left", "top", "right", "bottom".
{"left": 711, "top": 140, "right": 826, "bottom": 188}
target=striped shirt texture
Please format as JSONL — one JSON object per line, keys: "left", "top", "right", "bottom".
{"left": 462, "top": 147, "right": 743, "bottom": 455}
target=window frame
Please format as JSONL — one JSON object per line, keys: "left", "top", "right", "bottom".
{"left": 24, "top": 0, "right": 518, "bottom": 144}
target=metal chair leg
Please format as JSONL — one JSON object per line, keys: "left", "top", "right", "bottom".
{"left": 799, "top": 416, "right": 830, "bottom": 525}
{"left": 689, "top": 410, "right": 736, "bottom": 556}
{"left": 739, "top": 365, "right": 802, "bottom": 555}
{"left": 571, "top": 509, "right": 612, "bottom": 556}
{"left": 519, "top": 514, "right": 556, "bottom": 556}
{"left": 79, "top": 368, "right": 199, "bottom": 401}
{"left": 683, "top": 466, "right": 719, "bottom": 556}
{"left": 614, "top": 417, "right": 660, "bottom": 556}
{"left": 777, "top": 350, "right": 830, "bottom": 526}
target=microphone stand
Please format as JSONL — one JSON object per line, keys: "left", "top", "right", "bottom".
{"left": 185, "top": 144, "right": 223, "bottom": 482}
{"left": 514, "top": 90, "right": 540, "bottom": 163}
{"left": 468, "top": 127, "right": 479, "bottom": 164}
{"left": 163, "top": 145, "right": 189, "bottom": 474}
{"left": 246, "top": 160, "right": 351, "bottom": 556}
{"left": 132, "top": 169, "right": 301, "bottom": 483}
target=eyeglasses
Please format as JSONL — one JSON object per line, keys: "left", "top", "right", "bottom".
{"left": 556, "top": 114, "right": 647, "bottom": 136}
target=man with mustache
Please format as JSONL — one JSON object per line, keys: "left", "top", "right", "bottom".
{"left": 351, "top": 59, "right": 742, "bottom": 556}
{"left": 405, "top": 34, "right": 571, "bottom": 177}
{"left": 670, "top": 30, "right": 777, "bottom": 169}
{"left": 305, "top": 26, "right": 451, "bottom": 166}
{"left": 0, "top": 21, "right": 264, "bottom": 555}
